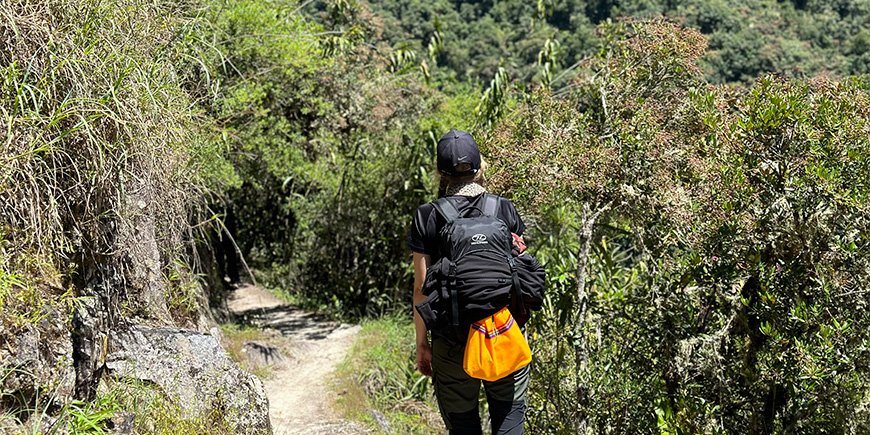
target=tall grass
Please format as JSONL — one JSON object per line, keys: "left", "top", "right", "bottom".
{"left": 0, "top": 0, "right": 234, "bottom": 427}
{"left": 0, "top": 0, "right": 235, "bottom": 311}
{"left": 335, "top": 316, "right": 442, "bottom": 434}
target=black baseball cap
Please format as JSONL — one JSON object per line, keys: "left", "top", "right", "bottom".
{"left": 436, "top": 130, "right": 481, "bottom": 177}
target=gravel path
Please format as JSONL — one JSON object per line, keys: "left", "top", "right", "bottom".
{"left": 227, "top": 285, "right": 368, "bottom": 435}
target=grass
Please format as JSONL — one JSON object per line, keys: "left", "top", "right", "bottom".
{"left": 65, "top": 392, "right": 121, "bottom": 435}
{"left": 2, "top": 376, "right": 235, "bottom": 434}
{"left": 1, "top": 0, "right": 234, "bottom": 428}
{"left": 99, "top": 379, "right": 233, "bottom": 434}
{"left": 334, "top": 315, "right": 442, "bottom": 434}
{"left": 1, "top": 365, "right": 57, "bottom": 435}
{"left": 0, "top": 248, "right": 72, "bottom": 329}
{"left": 0, "top": 269, "right": 39, "bottom": 327}
{"left": 165, "top": 260, "right": 207, "bottom": 324}
{"left": 0, "top": 0, "right": 233, "bottom": 325}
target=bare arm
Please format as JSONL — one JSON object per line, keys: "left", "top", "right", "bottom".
{"left": 412, "top": 252, "right": 432, "bottom": 376}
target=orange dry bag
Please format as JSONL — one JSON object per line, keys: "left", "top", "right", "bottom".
{"left": 463, "top": 307, "right": 532, "bottom": 382}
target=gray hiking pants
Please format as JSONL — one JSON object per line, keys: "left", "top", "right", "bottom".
{"left": 431, "top": 336, "right": 530, "bottom": 435}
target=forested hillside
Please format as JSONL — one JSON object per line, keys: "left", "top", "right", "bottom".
{"left": 1, "top": 0, "right": 868, "bottom": 433}
{"left": 362, "top": 0, "right": 869, "bottom": 84}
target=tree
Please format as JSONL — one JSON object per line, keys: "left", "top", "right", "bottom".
{"left": 485, "top": 19, "right": 870, "bottom": 433}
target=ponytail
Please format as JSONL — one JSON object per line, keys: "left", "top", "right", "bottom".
{"left": 437, "top": 176, "right": 449, "bottom": 198}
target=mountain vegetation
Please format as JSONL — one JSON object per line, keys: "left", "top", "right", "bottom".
{"left": 362, "top": 0, "right": 870, "bottom": 84}
{"left": 1, "top": 0, "right": 867, "bottom": 433}
{"left": 485, "top": 20, "right": 870, "bottom": 433}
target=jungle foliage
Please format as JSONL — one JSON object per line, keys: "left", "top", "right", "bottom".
{"left": 183, "top": 0, "right": 452, "bottom": 315}
{"left": 3, "top": 0, "right": 869, "bottom": 433}
{"left": 485, "top": 20, "right": 870, "bottom": 434}
{"left": 360, "top": 0, "right": 869, "bottom": 85}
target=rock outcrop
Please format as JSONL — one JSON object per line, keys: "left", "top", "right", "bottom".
{"left": 105, "top": 326, "right": 271, "bottom": 434}
{"left": 0, "top": 308, "right": 75, "bottom": 409}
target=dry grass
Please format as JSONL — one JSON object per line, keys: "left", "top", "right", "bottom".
{"left": 0, "top": 0, "right": 233, "bottom": 427}
{"left": 0, "top": 0, "right": 224, "bottom": 321}
{"left": 2, "top": 1, "right": 193, "bottom": 253}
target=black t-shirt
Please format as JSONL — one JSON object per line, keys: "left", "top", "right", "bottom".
{"left": 407, "top": 193, "right": 525, "bottom": 264}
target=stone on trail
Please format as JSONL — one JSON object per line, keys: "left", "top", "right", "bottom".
{"left": 242, "top": 341, "right": 284, "bottom": 368}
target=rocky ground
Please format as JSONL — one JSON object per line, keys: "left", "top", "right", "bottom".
{"left": 227, "top": 284, "right": 367, "bottom": 435}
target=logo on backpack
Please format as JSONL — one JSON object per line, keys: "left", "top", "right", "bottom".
{"left": 471, "top": 233, "right": 488, "bottom": 245}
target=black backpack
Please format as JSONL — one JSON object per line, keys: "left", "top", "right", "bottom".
{"left": 415, "top": 194, "right": 525, "bottom": 340}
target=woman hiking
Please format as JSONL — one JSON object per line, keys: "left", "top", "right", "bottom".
{"left": 408, "top": 130, "right": 530, "bottom": 435}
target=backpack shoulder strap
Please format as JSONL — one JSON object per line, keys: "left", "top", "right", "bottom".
{"left": 432, "top": 198, "right": 461, "bottom": 222}
{"left": 482, "top": 193, "right": 500, "bottom": 217}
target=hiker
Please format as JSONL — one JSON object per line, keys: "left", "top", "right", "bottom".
{"left": 409, "top": 130, "right": 530, "bottom": 435}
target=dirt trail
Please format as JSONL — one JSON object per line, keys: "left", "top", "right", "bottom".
{"left": 227, "top": 284, "right": 368, "bottom": 435}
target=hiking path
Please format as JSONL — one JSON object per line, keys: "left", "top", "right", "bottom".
{"left": 227, "top": 284, "right": 368, "bottom": 435}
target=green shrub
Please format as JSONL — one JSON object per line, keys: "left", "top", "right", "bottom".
{"left": 488, "top": 19, "right": 870, "bottom": 434}
{"left": 187, "top": 0, "right": 443, "bottom": 316}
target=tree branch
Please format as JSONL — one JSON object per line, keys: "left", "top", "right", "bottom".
{"left": 574, "top": 200, "right": 611, "bottom": 432}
